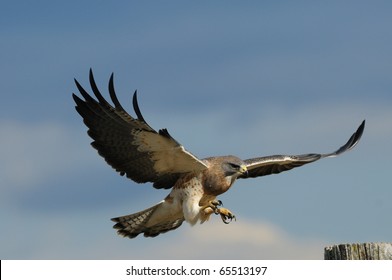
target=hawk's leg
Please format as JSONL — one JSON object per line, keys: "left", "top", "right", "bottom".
{"left": 200, "top": 200, "right": 223, "bottom": 223}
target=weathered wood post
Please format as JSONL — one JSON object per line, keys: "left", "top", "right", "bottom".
{"left": 324, "top": 242, "right": 392, "bottom": 260}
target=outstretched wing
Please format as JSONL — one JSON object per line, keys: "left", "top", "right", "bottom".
{"left": 239, "top": 120, "right": 365, "bottom": 179}
{"left": 72, "top": 69, "right": 207, "bottom": 189}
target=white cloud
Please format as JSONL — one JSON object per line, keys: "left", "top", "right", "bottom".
{"left": 156, "top": 219, "right": 325, "bottom": 259}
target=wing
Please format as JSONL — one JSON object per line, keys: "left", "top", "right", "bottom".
{"left": 239, "top": 120, "right": 365, "bottom": 179}
{"left": 72, "top": 69, "right": 207, "bottom": 189}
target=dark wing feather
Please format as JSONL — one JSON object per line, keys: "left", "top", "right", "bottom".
{"left": 239, "top": 120, "right": 365, "bottom": 179}
{"left": 72, "top": 69, "right": 207, "bottom": 189}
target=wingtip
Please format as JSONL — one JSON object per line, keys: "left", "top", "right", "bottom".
{"left": 132, "top": 90, "right": 138, "bottom": 101}
{"left": 354, "top": 119, "right": 365, "bottom": 144}
{"left": 88, "top": 68, "right": 94, "bottom": 84}
{"left": 74, "top": 77, "right": 81, "bottom": 87}
{"left": 71, "top": 92, "right": 80, "bottom": 102}
{"left": 360, "top": 119, "right": 366, "bottom": 131}
{"left": 89, "top": 68, "right": 95, "bottom": 84}
{"left": 108, "top": 72, "right": 126, "bottom": 110}
{"left": 353, "top": 119, "right": 366, "bottom": 146}
{"left": 108, "top": 72, "right": 114, "bottom": 92}
{"left": 330, "top": 119, "right": 366, "bottom": 156}
{"left": 132, "top": 90, "right": 147, "bottom": 123}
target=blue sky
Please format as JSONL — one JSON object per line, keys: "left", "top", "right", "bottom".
{"left": 1, "top": 1, "right": 391, "bottom": 259}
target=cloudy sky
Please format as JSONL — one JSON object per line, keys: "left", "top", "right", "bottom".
{"left": 1, "top": 1, "right": 391, "bottom": 259}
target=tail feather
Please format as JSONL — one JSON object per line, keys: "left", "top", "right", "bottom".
{"left": 111, "top": 202, "right": 185, "bottom": 238}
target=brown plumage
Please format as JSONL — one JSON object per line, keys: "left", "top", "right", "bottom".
{"left": 73, "top": 69, "right": 365, "bottom": 238}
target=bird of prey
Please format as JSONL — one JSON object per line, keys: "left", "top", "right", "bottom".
{"left": 72, "top": 69, "right": 365, "bottom": 239}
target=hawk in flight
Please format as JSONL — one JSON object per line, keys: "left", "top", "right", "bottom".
{"left": 73, "top": 69, "right": 365, "bottom": 239}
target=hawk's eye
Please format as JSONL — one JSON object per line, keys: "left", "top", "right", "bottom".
{"left": 228, "top": 163, "right": 240, "bottom": 169}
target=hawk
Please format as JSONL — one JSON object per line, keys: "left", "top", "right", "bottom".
{"left": 72, "top": 69, "right": 365, "bottom": 239}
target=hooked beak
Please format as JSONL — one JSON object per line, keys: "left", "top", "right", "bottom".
{"left": 239, "top": 165, "right": 248, "bottom": 177}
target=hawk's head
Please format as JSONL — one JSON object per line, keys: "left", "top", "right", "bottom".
{"left": 221, "top": 156, "right": 248, "bottom": 178}
{"left": 202, "top": 155, "right": 248, "bottom": 193}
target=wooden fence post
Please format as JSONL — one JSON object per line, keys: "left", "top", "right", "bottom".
{"left": 324, "top": 242, "right": 392, "bottom": 260}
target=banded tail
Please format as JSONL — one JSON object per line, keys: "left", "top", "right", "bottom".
{"left": 111, "top": 201, "right": 185, "bottom": 238}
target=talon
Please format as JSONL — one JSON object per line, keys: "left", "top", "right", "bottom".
{"left": 221, "top": 213, "right": 236, "bottom": 224}
{"left": 221, "top": 215, "right": 230, "bottom": 224}
{"left": 208, "top": 200, "right": 223, "bottom": 214}
{"left": 216, "top": 208, "right": 236, "bottom": 224}
{"left": 210, "top": 200, "right": 223, "bottom": 207}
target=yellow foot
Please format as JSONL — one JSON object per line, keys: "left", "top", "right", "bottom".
{"left": 201, "top": 200, "right": 236, "bottom": 224}
{"left": 200, "top": 200, "right": 222, "bottom": 223}
{"left": 216, "top": 207, "right": 236, "bottom": 224}
{"left": 209, "top": 200, "right": 223, "bottom": 209}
